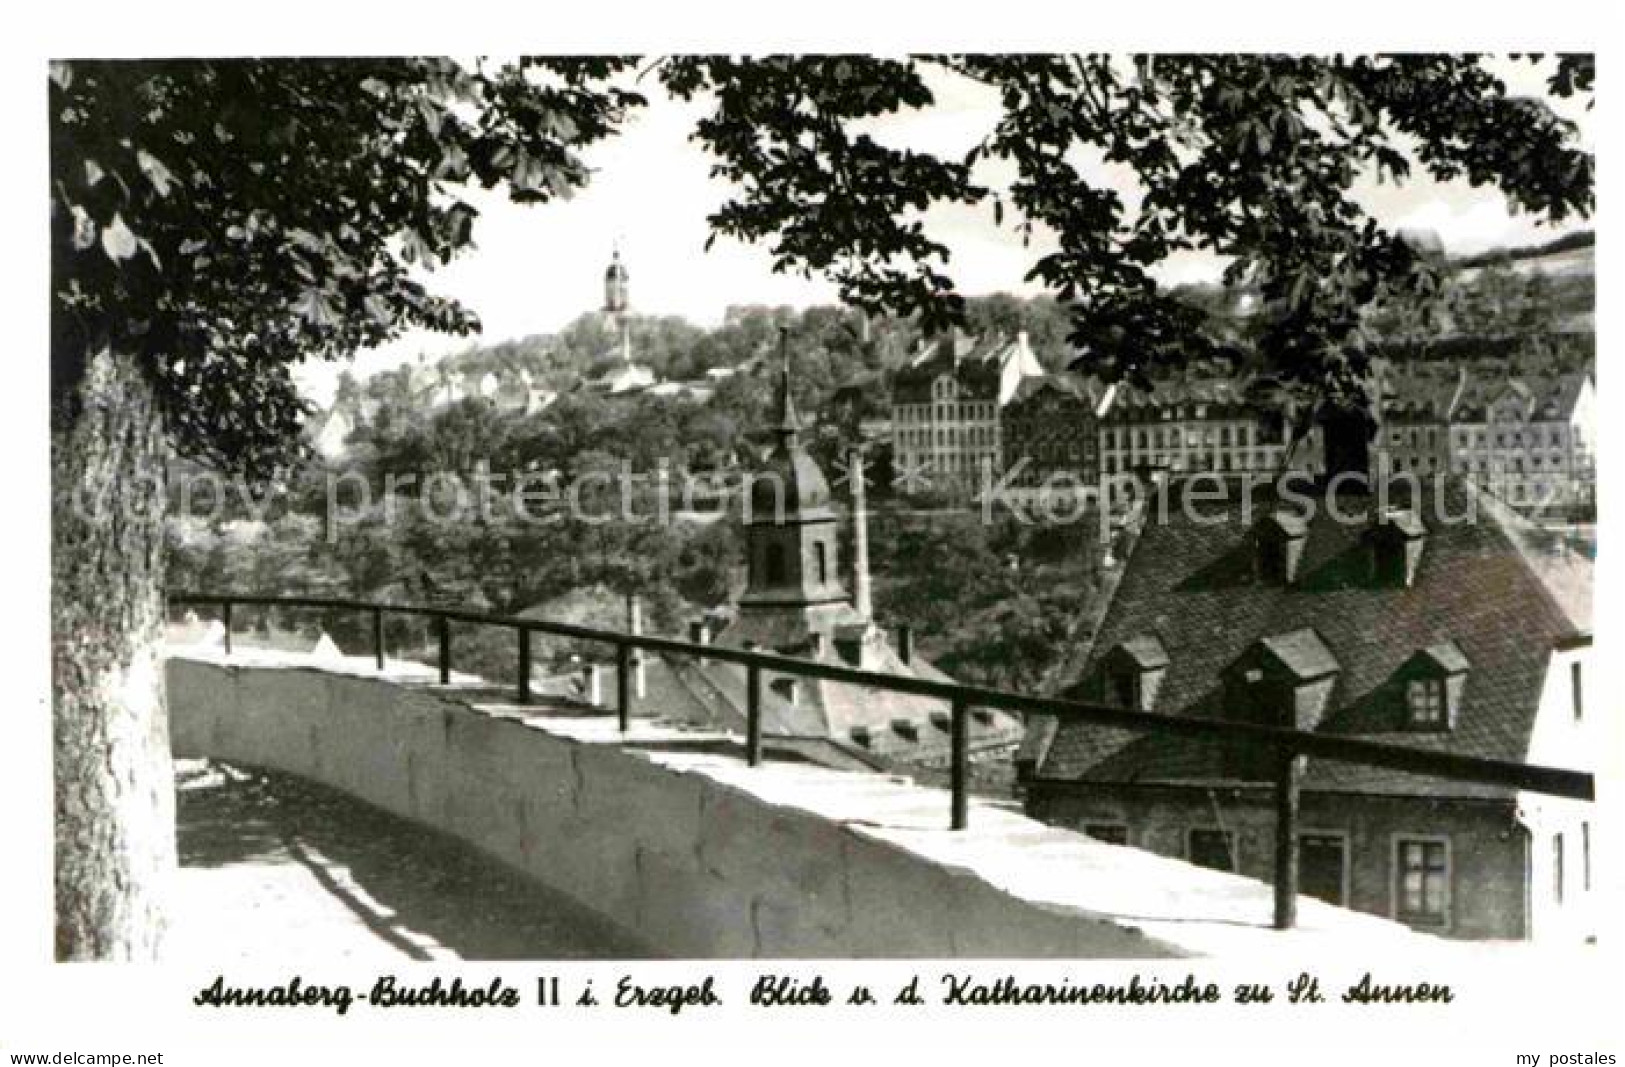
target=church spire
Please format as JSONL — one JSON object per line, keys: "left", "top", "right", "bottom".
{"left": 774, "top": 326, "right": 802, "bottom": 440}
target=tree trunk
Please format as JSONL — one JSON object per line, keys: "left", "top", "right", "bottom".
{"left": 52, "top": 346, "right": 174, "bottom": 960}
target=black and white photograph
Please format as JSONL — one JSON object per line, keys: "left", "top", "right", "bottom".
{"left": 6, "top": 7, "right": 1621, "bottom": 1064}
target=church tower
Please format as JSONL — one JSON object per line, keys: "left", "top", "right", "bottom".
{"left": 730, "top": 330, "right": 864, "bottom": 651}
{"left": 603, "top": 246, "right": 629, "bottom": 316}
{"left": 603, "top": 246, "right": 632, "bottom": 364}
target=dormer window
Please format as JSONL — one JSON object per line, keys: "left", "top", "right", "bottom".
{"left": 1406, "top": 678, "right": 1446, "bottom": 726}
{"left": 1223, "top": 629, "right": 1340, "bottom": 731}
{"left": 1102, "top": 635, "right": 1169, "bottom": 711}
{"left": 1255, "top": 511, "right": 1309, "bottom": 585}
{"left": 1368, "top": 508, "right": 1427, "bottom": 587}
{"left": 1399, "top": 641, "right": 1468, "bottom": 731}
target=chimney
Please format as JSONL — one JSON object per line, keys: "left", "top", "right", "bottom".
{"left": 849, "top": 449, "right": 873, "bottom": 620}
{"left": 897, "top": 624, "right": 913, "bottom": 664}
{"left": 581, "top": 663, "right": 602, "bottom": 706}
{"left": 627, "top": 595, "right": 646, "bottom": 700}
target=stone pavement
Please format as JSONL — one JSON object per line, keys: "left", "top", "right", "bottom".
{"left": 168, "top": 758, "right": 652, "bottom": 962}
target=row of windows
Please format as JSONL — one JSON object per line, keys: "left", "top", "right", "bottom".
{"left": 1081, "top": 825, "right": 1592, "bottom": 927}
{"left": 1103, "top": 424, "right": 1261, "bottom": 450}
{"left": 1471, "top": 478, "right": 1582, "bottom": 505}
{"left": 1101, "top": 451, "right": 1284, "bottom": 475}
{"left": 1387, "top": 427, "right": 1442, "bottom": 448}
{"left": 896, "top": 427, "right": 998, "bottom": 448}
{"left": 1451, "top": 454, "right": 1574, "bottom": 472}
{"left": 893, "top": 452, "right": 997, "bottom": 473}
{"left": 1008, "top": 444, "right": 1095, "bottom": 464}
{"left": 1455, "top": 427, "right": 1571, "bottom": 448}
{"left": 896, "top": 403, "right": 997, "bottom": 423}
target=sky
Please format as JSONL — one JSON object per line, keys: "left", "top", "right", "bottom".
{"left": 298, "top": 56, "right": 1595, "bottom": 402}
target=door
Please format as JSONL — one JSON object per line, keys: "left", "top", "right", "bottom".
{"left": 1300, "top": 833, "right": 1347, "bottom": 906}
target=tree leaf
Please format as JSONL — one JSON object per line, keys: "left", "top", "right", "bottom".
{"left": 291, "top": 287, "right": 341, "bottom": 328}
{"left": 69, "top": 204, "right": 97, "bottom": 251}
{"left": 136, "top": 149, "right": 175, "bottom": 197}
{"left": 100, "top": 214, "right": 139, "bottom": 262}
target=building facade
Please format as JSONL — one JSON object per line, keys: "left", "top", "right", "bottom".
{"left": 1096, "top": 377, "right": 1324, "bottom": 489}
{"left": 890, "top": 331, "right": 1045, "bottom": 498}
{"left": 1019, "top": 476, "right": 1597, "bottom": 941}
{"left": 1445, "top": 372, "right": 1595, "bottom": 516}
{"left": 999, "top": 374, "right": 1106, "bottom": 508}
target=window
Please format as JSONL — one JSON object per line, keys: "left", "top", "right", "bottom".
{"left": 815, "top": 542, "right": 828, "bottom": 584}
{"left": 1395, "top": 837, "right": 1450, "bottom": 926}
{"left": 1188, "top": 829, "right": 1236, "bottom": 872}
{"left": 1300, "top": 833, "right": 1348, "bottom": 906}
{"left": 1084, "top": 824, "right": 1129, "bottom": 846}
{"left": 1406, "top": 678, "right": 1446, "bottom": 727}
{"left": 1109, "top": 668, "right": 1139, "bottom": 710}
{"left": 1572, "top": 662, "right": 1583, "bottom": 721}
{"left": 765, "top": 543, "right": 786, "bottom": 585}
{"left": 1553, "top": 833, "right": 1566, "bottom": 904}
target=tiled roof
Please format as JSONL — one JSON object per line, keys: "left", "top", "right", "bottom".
{"left": 890, "top": 332, "right": 1041, "bottom": 404}
{"left": 1255, "top": 628, "right": 1340, "bottom": 681}
{"left": 1110, "top": 634, "right": 1170, "bottom": 670}
{"left": 1099, "top": 372, "right": 1256, "bottom": 420}
{"left": 1262, "top": 511, "right": 1309, "bottom": 539}
{"left": 1007, "top": 373, "right": 1105, "bottom": 409}
{"left": 572, "top": 631, "right": 1023, "bottom": 771}
{"left": 1034, "top": 477, "right": 1588, "bottom": 798}
{"left": 1416, "top": 639, "right": 1470, "bottom": 674}
{"left": 1375, "top": 508, "right": 1427, "bottom": 540}
{"left": 1450, "top": 370, "right": 1590, "bottom": 422}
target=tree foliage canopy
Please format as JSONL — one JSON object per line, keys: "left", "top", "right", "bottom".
{"left": 50, "top": 57, "right": 643, "bottom": 477}
{"left": 52, "top": 54, "right": 1593, "bottom": 478}
{"left": 665, "top": 54, "right": 1592, "bottom": 417}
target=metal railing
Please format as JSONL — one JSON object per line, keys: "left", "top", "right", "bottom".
{"left": 167, "top": 591, "right": 1596, "bottom": 931}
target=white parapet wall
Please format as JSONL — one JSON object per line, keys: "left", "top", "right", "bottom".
{"left": 165, "top": 652, "right": 1445, "bottom": 959}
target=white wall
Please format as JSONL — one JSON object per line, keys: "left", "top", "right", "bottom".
{"left": 166, "top": 654, "right": 1439, "bottom": 959}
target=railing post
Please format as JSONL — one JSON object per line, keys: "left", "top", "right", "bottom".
{"left": 221, "top": 599, "right": 233, "bottom": 658}
{"left": 517, "top": 626, "right": 532, "bottom": 704}
{"left": 437, "top": 615, "right": 450, "bottom": 685}
{"left": 372, "top": 607, "right": 385, "bottom": 671}
{"left": 746, "top": 664, "right": 763, "bottom": 767}
{"left": 1273, "top": 746, "right": 1304, "bottom": 931}
{"left": 616, "top": 642, "right": 631, "bottom": 732}
{"left": 951, "top": 697, "right": 969, "bottom": 831}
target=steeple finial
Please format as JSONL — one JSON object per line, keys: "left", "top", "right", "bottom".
{"left": 774, "top": 326, "right": 801, "bottom": 440}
